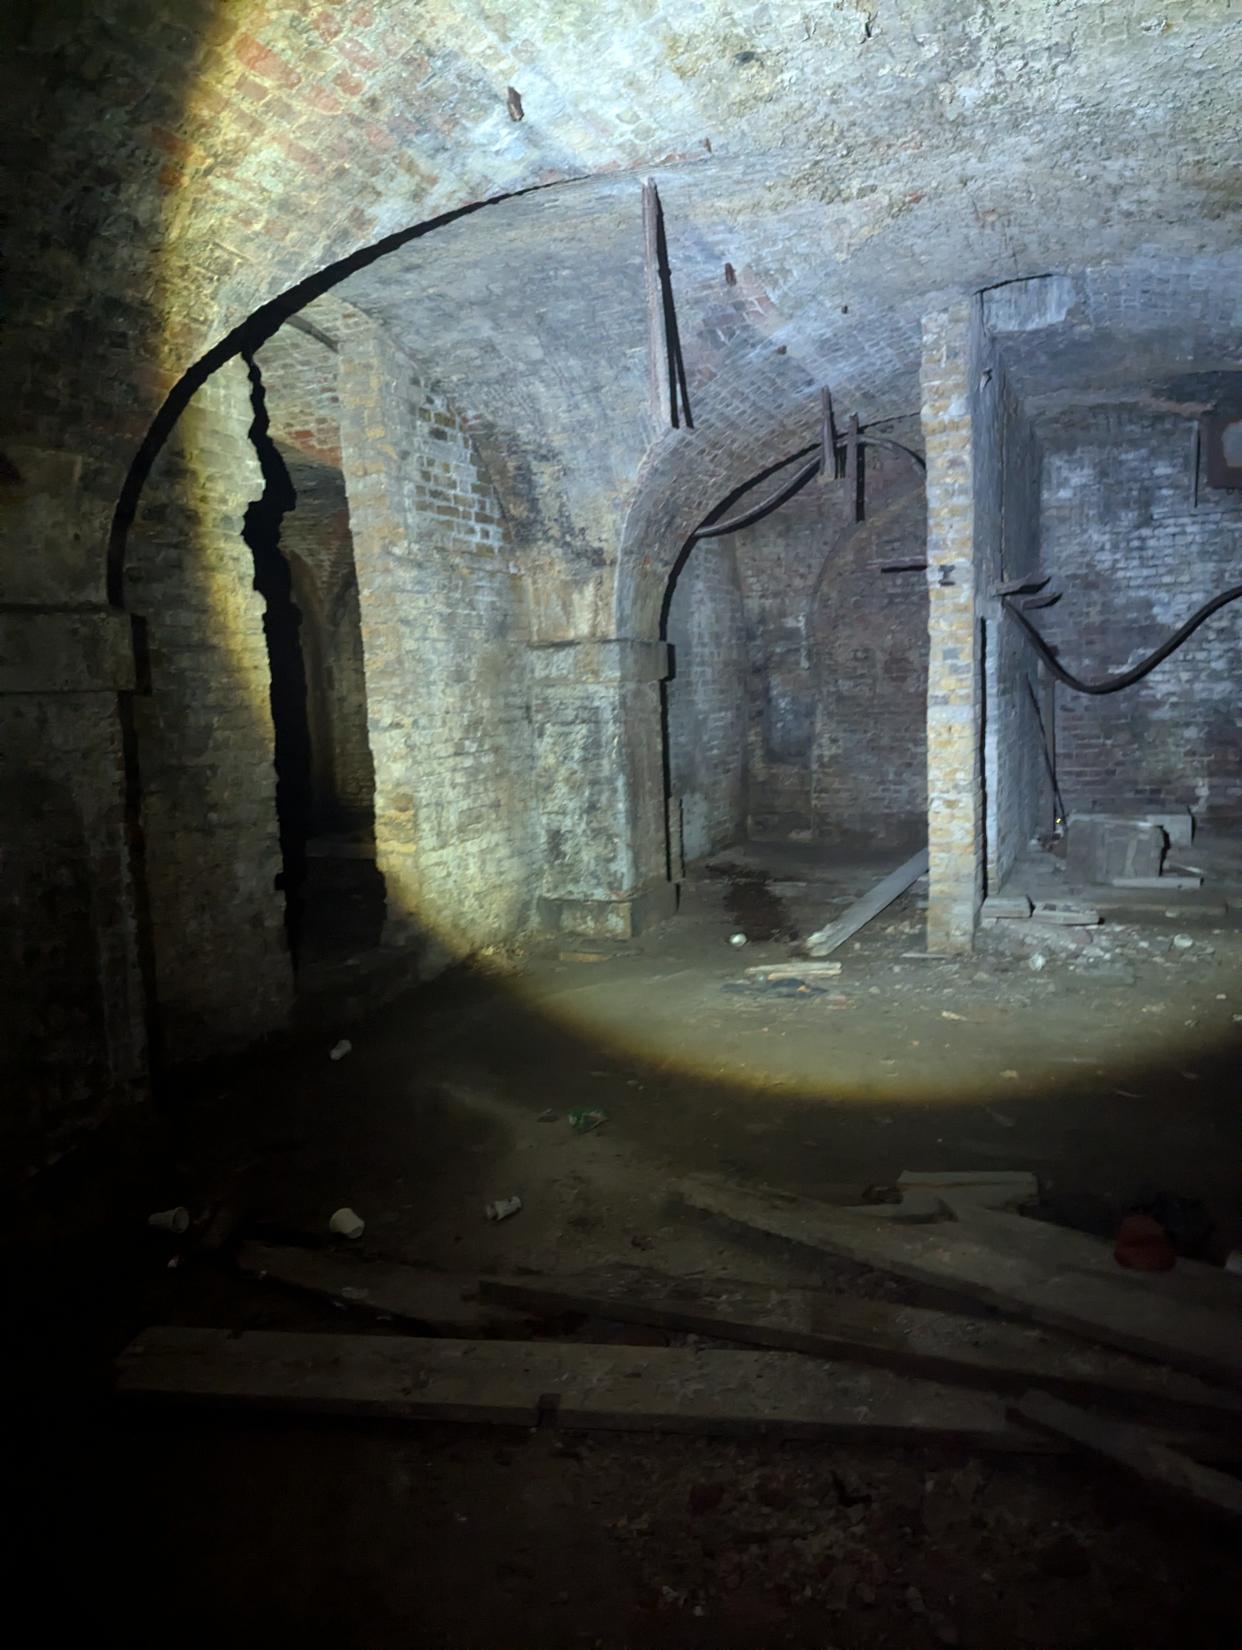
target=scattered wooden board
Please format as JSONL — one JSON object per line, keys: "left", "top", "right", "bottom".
{"left": 898, "top": 1170, "right": 1038, "bottom": 1210}
{"left": 115, "top": 1327, "right": 1058, "bottom": 1451}
{"left": 742, "top": 961, "right": 842, "bottom": 980}
{"left": 1110, "top": 876, "right": 1203, "bottom": 890}
{"left": 235, "top": 1243, "right": 530, "bottom": 1336}
{"left": 843, "top": 1191, "right": 946, "bottom": 1222}
{"left": 480, "top": 1267, "right": 1242, "bottom": 1433}
{"left": 679, "top": 1177, "right": 1242, "bottom": 1387}
{"left": 804, "top": 850, "right": 928, "bottom": 957}
{"left": 1032, "top": 901, "right": 1100, "bottom": 925}
{"left": 1014, "top": 1390, "right": 1242, "bottom": 1522}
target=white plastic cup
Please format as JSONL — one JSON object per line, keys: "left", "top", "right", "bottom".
{"left": 328, "top": 1206, "right": 365, "bottom": 1239}
{"left": 147, "top": 1206, "right": 190, "bottom": 1234}
{"left": 484, "top": 1195, "right": 522, "bottom": 1222}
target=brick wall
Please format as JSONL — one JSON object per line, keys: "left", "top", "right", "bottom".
{"left": 664, "top": 542, "right": 747, "bottom": 862}
{"left": 810, "top": 479, "right": 929, "bottom": 846}
{"left": 339, "top": 327, "right": 541, "bottom": 963}
{"left": 0, "top": 694, "right": 146, "bottom": 1173}
{"left": 727, "top": 443, "right": 927, "bottom": 845}
{"left": 127, "top": 358, "right": 295, "bottom": 1055}
{"left": 1040, "top": 409, "right": 1242, "bottom": 820}
{"left": 982, "top": 370, "right": 1051, "bottom": 886}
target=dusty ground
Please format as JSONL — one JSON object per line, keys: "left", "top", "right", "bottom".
{"left": 9, "top": 838, "right": 1242, "bottom": 1647}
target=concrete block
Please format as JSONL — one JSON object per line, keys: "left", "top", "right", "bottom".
{"left": 1143, "top": 811, "right": 1195, "bottom": 848}
{"left": 1032, "top": 901, "right": 1100, "bottom": 926}
{"left": 1066, "top": 814, "right": 1164, "bottom": 883}
{"left": 981, "top": 895, "right": 1033, "bottom": 920}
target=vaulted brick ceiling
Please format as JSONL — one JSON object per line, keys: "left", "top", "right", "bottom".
{"left": 6, "top": 1, "right": 1241, "bottom": 605}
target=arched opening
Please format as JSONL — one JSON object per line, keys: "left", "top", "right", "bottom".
{"left": 657, "top": 422, "right": 929, "bottom": 943}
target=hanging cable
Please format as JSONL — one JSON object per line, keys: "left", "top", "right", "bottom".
{"left": 690, "top": 435, "right": 925, "bottom": 542}
{"left": 691, "top": 451, "right": 820, "bottom": 539}
{"left": 1003, "top": 583, "right": 1242, "bottom": 696}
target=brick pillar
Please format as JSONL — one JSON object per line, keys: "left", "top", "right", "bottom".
{"left": 921, "top": 302, "right": 985, "bottom": 953}
{"left": 530, "top": 638, "right": 676, "bottom": 940}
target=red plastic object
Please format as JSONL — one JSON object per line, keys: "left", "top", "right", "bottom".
{"left": 1114, "top": 1212, "right": 1177, "bottom": 1271}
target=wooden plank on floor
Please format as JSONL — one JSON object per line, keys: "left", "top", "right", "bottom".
{"left": 235, "top": 1242, "right": 530, "bottom": 1336}
{"left": 1014, "top": 1390, "right": 1242, "bottom": 1522}
{"left": 116, "top": 1327, "right": 1059, "bottom": 1450}
{"left": 480, "top": 1267, "right": 1242, "bottom": 1431}
{"left": 679, "top": 1177, "right": 1242, "bottom": 1387}
{"left": 804, "top": 850, "right": 928, "bottom": 956}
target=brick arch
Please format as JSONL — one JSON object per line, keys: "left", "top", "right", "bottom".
{"left": 614, "top": 305, "right": 924, "bottom": 640}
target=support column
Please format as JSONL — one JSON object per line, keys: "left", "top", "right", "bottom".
{"left": 921, "top": 302, "right": 986, "bottom": 954}
{"left": 530, "top": 637, "right": 676, "bottom": 940}
{"left": 339, "top": 316, "right": 545, "bottom": 968}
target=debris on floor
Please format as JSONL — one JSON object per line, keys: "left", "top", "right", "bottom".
{"left": 1014, "top": 1390, "right": 1242, "bottom": 1522}
{"left": 118, "top": 1157, "right": 1242, "bottom": 1538}
{"left": 568, "top": 1108, "right": 608, "bottom": 1133}
{"left": 804, "top": 849, "right": 929, "bottom": 957}
{"left": 328, "top": 1206, "right": 365, "bottom": 1239}
{"left": 147, "top": 1206, "right": 190, "bottom": 1234}
{"left": 484, "top": 1195, "right": 523, "bottom": 1222}
{"left": 235, "top": 1242, "right": 531, "bottom": 1335}
{"left": 1113, "top": 1212, "right": 1177, "bottom": 1272}
{"left": 1032, "top": 900, "right": 1100, "bottom": 926}
{"left": 981, "top": 895, "right": 1033, "bottom": 921}
{"left": 742, "top": 960, "right": 843, "bottom": 980}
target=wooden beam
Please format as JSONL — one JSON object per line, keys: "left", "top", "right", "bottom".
{"left": 480, "top": 1267, "right": 1242, "bottom": 1434}
{"left": 803, "top": 848, "right": 928, "bottom": 957}
{"left": 113, "top": 1326, "right": 1056, "bottom": 1450}
{"left": 114, "top": 1329, "right": 1237, "bottom": 1460}
{"left": 679, "top": 1178, "right": 1242, "bottom": 1387}
{"left": 1014, "top": 1390, "right": 1242, "bottom": 1522}
{"left": 235, "top": 1243, "right": 530, "bottom": 1336}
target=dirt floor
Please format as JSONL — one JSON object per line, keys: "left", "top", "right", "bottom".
{"left": 9, "top": 836, "right": 1242, "bottom": 1647}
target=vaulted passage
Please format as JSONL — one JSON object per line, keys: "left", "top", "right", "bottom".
{"left": 7, "top": 5, "right": 1242, "bottom": 1640}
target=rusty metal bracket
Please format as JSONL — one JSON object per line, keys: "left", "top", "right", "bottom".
{"left": 993, "top": 575, "right": 1050, "bottom": 598}
{"left": 691, "top": 424, "right": 924, "bottom": 543}
{"left": 818, "top": 387, "right": 839, "bottom": 483}
{"left": 642, "top": 178, "right": 693, "bottom": 430}
{"left": 845, "top": 413, "right": 861, "bottom": 522}
{"left": 1019, "top": 590, "right": 1062, "bottom": 611}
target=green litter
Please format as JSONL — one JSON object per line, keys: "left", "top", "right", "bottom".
{"left": 568, "top": 1107, "right": 609, "bottom": 1133}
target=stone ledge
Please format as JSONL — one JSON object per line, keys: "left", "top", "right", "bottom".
{"left": 0, "top": 607, "right": 136, "bottom": 694}
{"left": 528, "top": 638, "right": 669, "bottom": 685}
{"left": 539, "top": 880, "right": 678, "bottom": 941}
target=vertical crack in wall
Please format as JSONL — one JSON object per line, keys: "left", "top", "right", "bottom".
{"left": 241, "top": 349, "right": 312, "bottom": 964}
